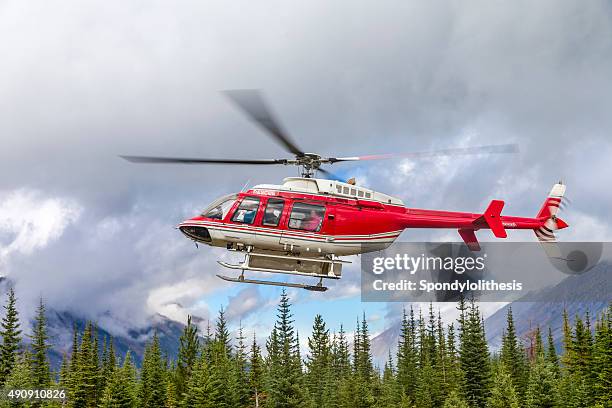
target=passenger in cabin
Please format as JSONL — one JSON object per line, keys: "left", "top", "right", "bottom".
{"left": 303, "top": 209, "right": 323, "bottom": 231}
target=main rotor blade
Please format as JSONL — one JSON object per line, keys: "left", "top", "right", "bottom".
{"left": 120, "top": 155, "right": 287, "bottom": 165}
{"left": 223, "top": 90, "right": 304, "bottom": 157}
{"left": 328, "top": 143, "right": 519, "bottom": 163}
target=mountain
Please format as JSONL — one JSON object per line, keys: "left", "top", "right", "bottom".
{"left": 370, "top": 262, "right": 611, "bottom": 367}
{"left": 0, "top": 276, "right": 187, "bottom": 370}
{"left": 484, "top": 262, "right": 611, "bottom": 352}
{"left": 44, "top": 310, "right": 186, "bottom": 370}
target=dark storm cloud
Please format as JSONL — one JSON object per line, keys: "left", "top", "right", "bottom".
{"left": 1, "top": 0, "right": 611, "bottom": 328}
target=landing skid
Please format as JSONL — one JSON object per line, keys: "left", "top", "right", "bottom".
{"left": 217, "top": 274, "right": 328, "bottom": 292}
{"left": 216, "top": 250, "right": 348, "bottom": 292}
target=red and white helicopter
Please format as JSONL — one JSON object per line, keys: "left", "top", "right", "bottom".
{"left": 122, "top": 90, "right": 568, "bottom": 291}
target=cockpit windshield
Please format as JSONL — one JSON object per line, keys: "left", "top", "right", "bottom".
{"left": 201, "top": 194, "right": 237, "bottom": 220}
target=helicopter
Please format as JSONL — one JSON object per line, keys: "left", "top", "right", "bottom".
{"left": 121, "top": 90, "right": 568, "bottom": 292}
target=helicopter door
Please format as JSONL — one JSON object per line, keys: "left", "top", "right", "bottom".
{"left": 258, "top": 198, "right": 286, "bottom": 248}
{"left": 280, "top": 202, "right": 327, "bottom": 253}
{"left": 225, "top": 196, "right": 261, "bottom": 245}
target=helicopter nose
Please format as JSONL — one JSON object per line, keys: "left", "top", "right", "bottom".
{"left": 179, "top": 223, "right": 212, "bottom": 243}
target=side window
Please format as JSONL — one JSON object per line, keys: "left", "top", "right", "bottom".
{"left": 231, "top": 197, "right": 260, "bottom": 224}
{"left": 263, "top": 198, "right": 285, "bottom": 227}
{"left": 288, "top": 202, "right": 326, "bottom": 232}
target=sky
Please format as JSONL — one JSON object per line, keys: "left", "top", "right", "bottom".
{"left": 1, "top": 0, "right": 612, "bottom": 346}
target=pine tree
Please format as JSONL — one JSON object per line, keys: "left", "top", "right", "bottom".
{"left": 29, "top": 297, "right": 51, "bottom": 388}
{"left": 443, "top": 389, "right": 469, "bottom": 408}
{"left": 377, "top": 351, "right": 399, "bottom": 407}
{"left": 0, "top": 287, "right": 22, "bottom": 386}
{"left": 305, "top": 314, "right": 332, "bottom": 407}
{"left": 592, "top": 303, "right": 611, "bottom": 405}
{"left": 249, "top": 332, "right": 264, "bottom": 407}
{"left": 534, "top": 326, "right": 544, "bottom": 360}
{"left": 561, "top": 309, "right": 574, "bottom": 374}
{"left": 353, "top": 313, "right": 374, "bottom": 408}
{"left": 215, "top": 307, "right": 231, "bottom": 356}
{"left": 72, "top": 322, "right": 99, "bottom": 408}
{"left": 396, "top": 307, "right": 417, "bottom": 403}
{"left": 486, "top": 365, "right": 520, "bottom": 408}
{"left": 232, "top": 323, "right": 250, "bottom": 407}
{"left": 175, "top": 315, "right": 199, "bottom": 403}
{"left": 139, "top": 333, "right": 167, "bottom": 408}
{"left": 545, "top": 327, "right": 560, "bottom": 378}
{"left": 500, "top": 307, "right": 527, "bottom": 399}
{"left": 182, "top": 352, "right": 214, "bottom": 408}
{"left": 101, "top": 351, "right": 138, "bottom": 408}
{"left": 458, "top": 298, "right": 491, "bottom": 408}
{"left": 525, "top": 357, "right": 558, "bottom": 408}
{"left": 1, "top": 354, "right": 32, "bottom": 403}
{"left": 100, "top": 335, "right": 117, "bottom": 394}
{"left": 332, "top": 325, "right": 351, "bottom": 380}
{"left": 445, "top": 322, "right": 462, "bottom": 393}
{"left": 266, "top": 290, "right": 306, "bottom": 408}
{"left": 59, "top": 352, "right": 70, "bottom": 387}
{"left": 204, "top": 309, "right": 239, "bottom": 408}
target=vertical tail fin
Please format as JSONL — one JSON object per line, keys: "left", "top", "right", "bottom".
{"left": 534, "top": 182, "right": 568, "bottom": 243}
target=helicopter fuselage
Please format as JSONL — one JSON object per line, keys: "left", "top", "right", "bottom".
{"left": 178, "top": 177, "right": 566, "bottom": 257}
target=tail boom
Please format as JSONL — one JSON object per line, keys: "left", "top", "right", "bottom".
{"left": 400, "top": 182, "right": 568, "bottom": 249}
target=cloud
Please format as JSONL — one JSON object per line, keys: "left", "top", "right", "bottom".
{"left": 225, "top": 286, "right": 269, "bottom": 323}
{"left": 0, "top": 0, "right": 611, "bottom": 335}
{"left": 0, "top": 189, "right": 82, "bottom": 272}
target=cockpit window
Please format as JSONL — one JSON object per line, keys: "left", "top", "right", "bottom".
{"left": 263, "top": 198, "right": 284, "bottom": 227}
{"left": 231, "top": 197, "right": 260, "bottom": 224}
{"left": 288, "top": 202, "right": 325, "bottom": 232}
{"left": 201, "top": 194, "right": 237, "bottom": 220}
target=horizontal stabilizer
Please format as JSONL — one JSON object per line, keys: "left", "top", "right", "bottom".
{"left": 475, "top": 200, "right": 507, "bottom": 238}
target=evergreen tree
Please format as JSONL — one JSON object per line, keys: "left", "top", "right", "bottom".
{"left": 545, "top": 327, "right": 560, "bottom": 378}
{"left": 29, "top": 297, "right": 51, "bottom": 388}
{"left": 182, "top": 353, "right": 214, "bottom": 408}
{"left": 486, "top": 365, "right": 520, "bottom": 408}
{"left": 266, "top": 290, "right": 306, "bottom": 408}
{"left": 175, "top": 315, "right": 199, "bottom": 403}
{"left": 458, "top": 298, "right": 491, "bottom": 408}
{"left": 561, "top": 309, "right": 574, "bottom": 374}
{"left": 353, "top": 313, "right": 374, "bottom": 408}
{"left": 100, "top": 336, "right": 117, "bottom": 394}
{"left": 249, "top": 333, "right": 264, "bottom": 408}
{"left": 445, "top": 322, "right": 462, "bottom": 393}
{"left": 534, "top": 326, "right": 545, "bottom": 360}
{"left": 443, "top": 389, "right": 470, "bottom": 408}
{"left": 215, "top": 307, "right": 231, "bottom": 356}
{"left": 525, "top": 357, "right": 558, "bottom": 408}
{"left": 305, "top": 314, "right": 332, "bottom": 407}
{"left": 0, "top": 288, "right": 22, "bottom": 386}
{"left": 101, "top": 351, "right": 138, "bottom": 408}
{"left": 0, "top": 354, "right": 32, "bottom": 407}
{"left": 395, "top": 307, "right": 417, "bottom": 403}
{"left": 592, "top": 304, "right": 611, "bottom": 406}
{"left": 139, "top": 333, "right": 167, "bottom": 408}
{"left": 232, "top": 324, "right": 250, "bottom": 408}
{"left": 204, "top": 309, "right": 239, "bottom": 408}
{"left": 332, "top": 325, "right": 351, "bottom": 380}
{"left": 72, "top": 322, "right": 99, "bottom": 408}
{"left": 377, "top": 351, "right": 399, "bottom": 407}
{"left": 500, "top": 307, "right": 527, "bottom": 399}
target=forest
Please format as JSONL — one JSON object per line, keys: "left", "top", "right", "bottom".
{"left": 0, "top": 287, "right": 610, "bottom": 408}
